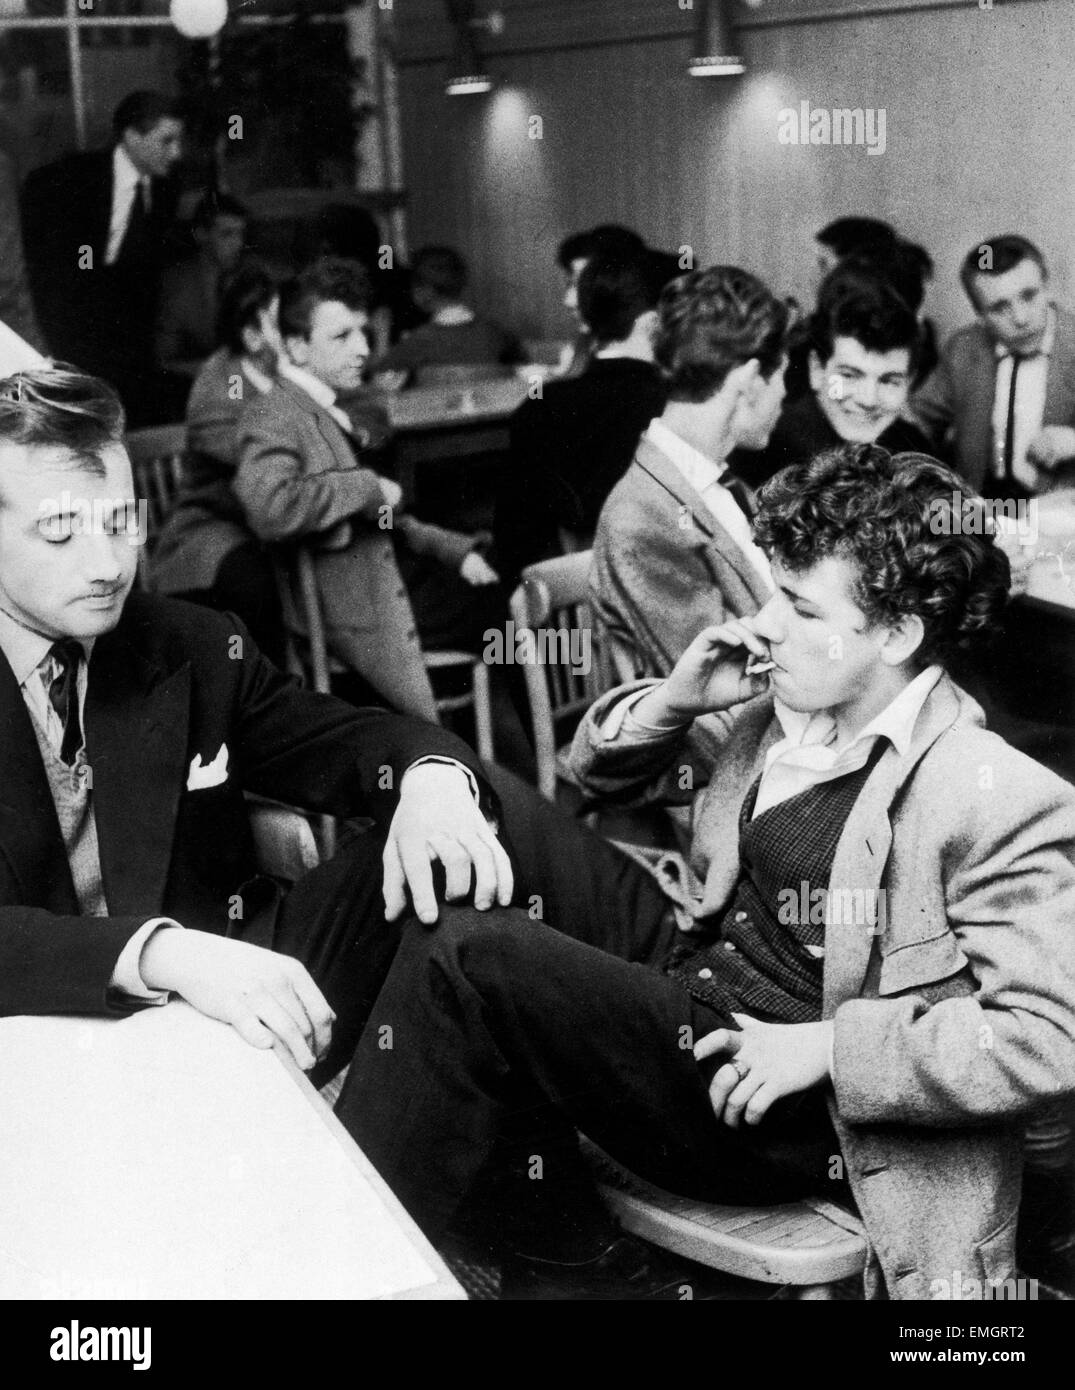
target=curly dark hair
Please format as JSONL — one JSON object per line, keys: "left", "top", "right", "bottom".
{"left": 654, "top": 266, "right": 792, "bottom": 403}
{"left": 753, "top": 445, "right": 1012, "bottom": 668}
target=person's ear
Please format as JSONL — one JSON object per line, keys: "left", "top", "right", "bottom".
{"left": 878, "top": 612, "right": 925, "bottom": 668}
{"left": 724, "top": 357, "right": 761, "bottom": 403}
{"left": 284, "top": 332, "right": 308, "bottom": 366}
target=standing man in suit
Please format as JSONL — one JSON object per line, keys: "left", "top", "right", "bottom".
{"left": 591, "top": 266, "right": 789, "bottom": 685}
{"left": 235, "top": 258, "right": 502, "bottom": 720}
{"left": 908, "top": 235, "right": 1075, "bottom": 496}
{"left": 21, "top": 91, "right": 184, "bottom": 424}
{"left": 0, "top": 148, "right": 43, "bottom": 353}
{"left": 0, "top": 364, "right": 513, "bottom": 1100}
{"left": 155, "top": 191, "right": 248, "bottom": 379}
{"left": 338, "top": 447, "right": 1075, "bottom": 1300}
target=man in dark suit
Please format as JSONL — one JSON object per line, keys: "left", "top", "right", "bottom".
{"left": 731, "top": 272, "right": 932, "bottom": 492}
{"left": 591, "top": 266, "right": 789, "bottom": 687}
{"left": 155, "top": 191, "right": 248, "bottom": 379}
{"left": 908, "top": 234, "right": 1075, "bottom": 496}
{"left": 21, "top": 91, "right": 184, "bottom": 424}
{"left": 493, "top": 246, "right": 669, "bottom": 586}
{"left": 0, "top": 365, "right": 512, "bottom": 1090}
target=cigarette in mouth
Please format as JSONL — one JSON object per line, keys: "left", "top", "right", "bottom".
{"left": 745, "top": 657, "right": 776, "bottom": 675}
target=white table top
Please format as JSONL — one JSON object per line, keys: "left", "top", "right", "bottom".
{"left": 0, "top": 1002, "right": 464, "bottom": 1300}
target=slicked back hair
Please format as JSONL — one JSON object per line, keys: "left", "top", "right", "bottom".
{"left": 959, "top": 235, "right": 1047, "bottom": 309}
{"left": 278, "top": 258, "right": 372, "bottom": 341}
{"left": 0, "top": 367, "right": 125, "bottom": 481}
{"left": 654, "top": 266, "right": 792, "bottom": 403}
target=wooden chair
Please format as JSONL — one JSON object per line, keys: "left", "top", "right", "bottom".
{"left": 508, "top": 551, "right": 614, "bottom": 801}
{"left": 126, "top": 424, "right": 188, "bottom": 546}
{"left": 273, "top": 545, "right": 496, "bottom": 858}
{"left": 580, "top": 1139, "right": 867, "bottom": 1298}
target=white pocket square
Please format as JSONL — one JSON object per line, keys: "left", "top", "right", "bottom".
{"left": 186, "top": 743, "right": 229, "bottom": 791}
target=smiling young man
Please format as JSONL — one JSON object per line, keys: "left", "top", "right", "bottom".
{"left": 0, "top": 364, "right": 513, "bottom": 1099}
{"left": 909, "top": 234, "right": 1075, "bottom": 496}
{"left": 732, "top": 272, "right": 931, "bottom": 490}
{"left": 234, "top": 257, "right": 502, "bottom": 719}
{"left": 339, "top": 444, "right": 1075, "bottom": 1300}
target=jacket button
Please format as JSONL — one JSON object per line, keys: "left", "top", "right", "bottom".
{"left": 396, "top": 588, "right": 405, "bottom": 599}
{"left": 734, "top": 910, "right": 748, "bottom": 922}
{"left": 697, "top": 967, "right": 713, "bottom": 980}
{"left": 724, "top": 941, "right": 737, "bottom": 952}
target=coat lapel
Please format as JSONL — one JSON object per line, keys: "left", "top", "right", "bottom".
{"left": 0, "top": 651, "right": 79, "bottom": 913}
{"left": 636, "top": 438, "right": 772, "bottom": 609}
{"left": 1044, "top": 305, "right": 1075, "bottom": 425}
{"left": 822, "top": 677, "right": 969, "bottom": 1017}
{"left": 84, "top": 623, "right": 191, "bottom": 918}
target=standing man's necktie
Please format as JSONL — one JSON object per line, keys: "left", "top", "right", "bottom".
{"left": 1002, "top": 354, "right": 1022, "bottom": 482}
{"left": 117, "top": 179, "right": 150, "bottom": 266}
{"left": 48, "top": 638, "right": 84, "bottom": 766}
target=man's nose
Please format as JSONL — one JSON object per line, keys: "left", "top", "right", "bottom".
{"left": 753, "top": 592, "right": 783, "bottom": 643}
{"left": 82, "top": 532, "right": 123, "bottom": 582}
{"left": 857, "top": 376, "right": 880, "bottom": 407}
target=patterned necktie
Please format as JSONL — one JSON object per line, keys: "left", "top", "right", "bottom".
{"left": 47, "top": 639, "right": 84, "bottom": 767}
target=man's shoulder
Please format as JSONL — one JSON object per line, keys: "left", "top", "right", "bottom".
{"left": 239, "top": 378, "right": 307, "bottom": 432}
{"left": 939, "top": 319, "right": 993, "bottom": 364}
{"left": 910, "top": 717, "right": 1075, "bottom": 823}
{"left": 114, "top": 591, "right": 242, "bottom": 669}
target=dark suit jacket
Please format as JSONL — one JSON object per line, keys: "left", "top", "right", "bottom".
{"left": 908, "top": 305, "right": 1075, "bottom": 490}
{"left": 0, "top": 592, "right": 482, "bottom": 1020}
{"left": 21, "top": 148, "right": 179, "bottom": 376}
{"left": 494, "top": 357, "right": 666, "bottom": 583}
{"left": 590, "top": 435, "right": 773, "bottom": 686}
{"left": 730, "top": 391, "right": 934, "bottom": 491}
{"left": 154, "top": 254, "right": 221, "bottom": 372}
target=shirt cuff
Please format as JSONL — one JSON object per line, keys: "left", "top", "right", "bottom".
{"left": 598, "top": 682, "right": 684, "bottom": 740}
{"left": 404, "top": 756, "right": 481, "bottom": 802}
{"left": 109, "top": 918, "right": 182, "bottom": 1002}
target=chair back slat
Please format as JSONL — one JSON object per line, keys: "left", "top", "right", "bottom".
{"left": 509, "top": 550, "right": 615, "bottom": 801}
{"left": 126, "top": 424, "right": 187, "bottom": 546}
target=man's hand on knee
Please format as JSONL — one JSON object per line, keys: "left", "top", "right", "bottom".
{"left": 694, "top": 1015, "right": 833, "bottom": 1128}
{"left": 382, "top": 762, "right": 513, "bottom": 924}
{"left": 139, "top": 928, "right": 335, "bottom": 1071}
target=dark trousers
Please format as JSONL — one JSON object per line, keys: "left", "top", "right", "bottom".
{"left": 333, "top": 766, "right": 846, "bottom": 1258}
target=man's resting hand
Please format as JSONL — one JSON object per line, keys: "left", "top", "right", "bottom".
{"left": 694, "top": 1014, "right": 833, "bottom": 1128}
{"left": 139, "top": 929, "right": 334, "bottom": 1071}
{"left": 383, "top": 762, "right": 513, "bottom": 924}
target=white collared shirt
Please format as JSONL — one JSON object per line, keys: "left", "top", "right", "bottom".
{"left": 753, "top": 665, "right": 943, "bottom": 817}
{"left": 990, "top": 307, "right": 1055, "bottom": 490}
{"left": 278, "top": 358, "right": 354, "bottom": 433}
{"left": 646, "top": 417, "right": 773, "bottom": 591}
{"left": 0, "top": 606, "right": 171, "bottom": 1001}
{"left": 431, "top": 304, "right": 476, "bottom": 327}
{"left": 104, "top": 144, "right": 151, "bottom": 266}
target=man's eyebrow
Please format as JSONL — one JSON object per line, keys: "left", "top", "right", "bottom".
{"left": 778, "top": 580, "right": 821, "bottom": 608}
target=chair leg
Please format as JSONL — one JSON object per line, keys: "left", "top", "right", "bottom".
{"left": 471, "top": 659, "right": 495, "bottom": 763}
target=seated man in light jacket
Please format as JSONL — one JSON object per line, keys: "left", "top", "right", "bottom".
{"left": 335, "top": 445, "right": 1075, "bottom": 1300}
{"left": 590, "top": 265, "right": 787, "bottom": 690}
{"left": 234, "top": 258, "right": 501, "bottom": 720}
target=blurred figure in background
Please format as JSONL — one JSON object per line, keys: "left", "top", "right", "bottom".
{"left": 155, "top": 191, "right": 249, "bottom": 378}
{"left": 21, "top": 90, "right": 185, "bottom": 425}
{"left": 557, "top": 223, "right": 647, "bottom": 375}
{"left": 908, "top": 233, "right": 1075, "bottom": 498}
{"left": 376, "top": 245, "right": 523, "bottom": 386}
{"left": 151, "top": 263, "right": 286, "bottom": 663}
{"left": 494, "top": 246, "right": 671, "bottom": 586}
{"left": 0, "top": 147, "right": 43, "bottom": 353}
